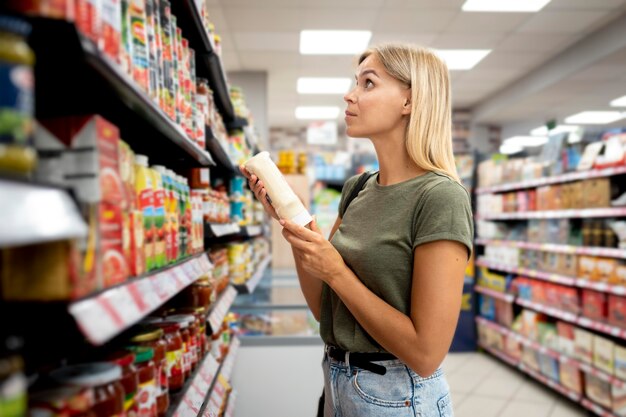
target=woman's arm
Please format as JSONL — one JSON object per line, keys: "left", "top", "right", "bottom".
{"left": 281, "top": 220, "right": 466, "bottom": 377}
{"left": 291, "top": 216, "right": 343, "bottom": 321}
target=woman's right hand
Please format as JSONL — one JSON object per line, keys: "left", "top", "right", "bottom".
{"left": 240, "top": 165, "right": 279, "bottom": 221}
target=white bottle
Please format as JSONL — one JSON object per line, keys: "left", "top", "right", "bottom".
{"left": 244, "top": 151, "right": 312, "bottom": 227}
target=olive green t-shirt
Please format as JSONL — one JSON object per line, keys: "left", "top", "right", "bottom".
{"left": 320, "top": 171, "right": 474, "bottom": 353}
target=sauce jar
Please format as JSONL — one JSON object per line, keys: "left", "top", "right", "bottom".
{"left": 30, "top": 385, "right": 96, "bottom": 417}
{"left": 106, "top": 351, "right": 138, "bottom": 417}
{"left": 129, "top": 328, "right": 169, "bottom": 417}
{"left": 129, "top": 347, "right": 157, "bottom": 417}
{"left": 149, "top": 324, "right": 184, "bottom": 392}
{"left": 0, "top": 336, "right": 27, "bottom": 417}
{"left": 162, "top": 318, "right": 191, "bottom": 379}
{"left": 0, "top": 16, "right": 37, "bottom": 176}
{"left": 51, "top": 363, "right": 124, "bottom": 417}
{"left": 167, "top": 315, "right": 198, "bottom": 372}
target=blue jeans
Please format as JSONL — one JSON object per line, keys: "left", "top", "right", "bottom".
{"left": 322, "top": 351, "right": 453, "bottom": 417}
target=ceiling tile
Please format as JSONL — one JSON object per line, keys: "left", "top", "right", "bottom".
{"left": 370, "top": 32, "right": 438, "bottom": 46}
{"left": 445, "top": 13, "right": 530, "bottom": 33}
{"left": 300, "top": 55, "right": 358, "bottom": 73}
{"left": 300, "top": 8, "right": 379, "bottom": 30}
{"left": 459, "top": 68, "right": 526, "bottom": 83}
{"left": 233, "top": 32, "right": 299, "bottom": 52}
{"left": 517, "top": 11, "right": 610, "bottom": 33}
{"left": 430, "top": 33, "right": 504, "bottom": 49}
{"left": 569, "top": 64, "right": 626, "bottom": 82}
{"left": 475, "top": 51, "right": 551, "bottom": 71}
{"left": 239, "top": 51, "right": 300, "bottom": 70}
{"left": 220, "top": 7, "right": 303, "bottom": 31}
{"left": 496, "top": 33, "right": 578, "bottom": 52}
{"left": 375, "top": 10, "right": 459, "bottom": 32}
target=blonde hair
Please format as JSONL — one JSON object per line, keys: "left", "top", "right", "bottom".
{"left": 359, "top": 44, "right": 460, "bottom": 182}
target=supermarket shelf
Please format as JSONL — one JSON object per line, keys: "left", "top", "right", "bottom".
{"left": 476, "top": 166, "right": 626, "bottom": 195}
{"left": 518, "top": 363, "right": 582, "bottom": 402}
{"left": 168, "top": 351, "right": 221, "bottom": 417}
{"left": 577, "top": 317, "right": 626, "bottom": 339}
{"left": 516, "top": 298, "right": 579, "bottom": 322}
{"left": 478, "top": 341, "right": 519, "bottom": 367}
{"left": 476, "top": 258, "right": 576, "bottom": 286}
{"left": 476, "top": 316, "right": 626, "bottom": 389}
{"left": 69, "top": 253, "right": 213, "bottom": 345}
{"left": 220, "top": 336, "right": 241, "bottom": 382}
{"left": 474, "top": 286, "right": 515, "bottom": 302}
{"left": 207, "top": 285, "right": 238, "bottom": 335}
{"left": 581, "top": 399, "right": 621, "bottom": 417}
{"left": 223, "top": 390, "right": 237, "bottom": 417}
{"left": 475, "top": 239, "right": 626, "bottom": 260}
{"left": 29, "top": 18, "right": 215, "bottom": 168}
{"left": 199, "top": 53, "right": 235, "bottom": 124}
{"left": 227, "top": 117, "right": 249, "bottom": 130}
{"left": 576, "top": 280, "right": 626, "bottom": 296}
{"left": 241, "top": 225, "right": 263, "bottom": 238}
{"left": 170, "top": 0, "right": 215, "bottom": 55}
{"left": 0, "top": 178, "right": 87, "bottom": 248}
{"left": 205, "top": 130, "right": 240, "bottom": 176}
{"left": 234, "top": 255, "right": 272, "bottom": 294}
{"left": 477, "top": 207, "right": 626, "bottom": 221}
{"left": 205, "top": 223, "right": 242, "bottom": 239}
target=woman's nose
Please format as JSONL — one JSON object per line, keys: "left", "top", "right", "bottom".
{"left": 344, "top": 87, "right": 356, "bottom": 103}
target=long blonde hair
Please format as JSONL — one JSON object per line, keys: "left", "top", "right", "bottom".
{"left": 359, "top": 44, "right": 460, "bottom": 182}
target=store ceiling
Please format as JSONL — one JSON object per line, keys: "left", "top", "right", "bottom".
{"left": 207, "top": 0, "right": 626, "bottom": 129}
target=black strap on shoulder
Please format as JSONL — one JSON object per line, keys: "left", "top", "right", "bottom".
{"left": 344, "top": 171, "right": 377, "bottom": 213}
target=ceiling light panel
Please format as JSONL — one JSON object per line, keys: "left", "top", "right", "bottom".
{"left": 435, "top": 49, "right": 491, "bottom": 70}
{"left": 295, "top": 106, "right": 340, "bottom": 120}
{"left": 462, "top": 0, "right": 552, "bottom": 12}
{"left": 297, "top": 78, "right": 352, "bottom": 94}
{"left": 610, "top": 95, "right": 626, "bottom": 107}
{"left": 504, "top": 136, "right": 549, "bottom": 147}
{"left": 564, "top": 111, "right": 626, "bottom": 125}
{"left": 299, "top": 30, "right": 372, "bottom": 55}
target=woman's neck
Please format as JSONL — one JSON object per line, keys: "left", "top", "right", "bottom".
{"left": 371, "top": 130, "right": 426, "bottom": 186}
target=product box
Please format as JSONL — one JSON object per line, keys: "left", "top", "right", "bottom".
{"left": 574, "top": 327, "right": 594, "bottom": 364}
{"left": 615, "top": 345, "right": 626, "bottom": 381}
{"left": 100, "top": 0, "right": 121, "bottom": 63}
{"left": 504, "top": 334, "right": 522, "bottom": 361}
{"left": 583, "top": 178, "right": 611, "bottom": 208}
{"left": 596, "top": 258, "right": 617, "bottom": 282}
{"left": 579, "top": 256, "right": 597, "bottom": 281}
{"left": 527, "top": 189, "right": 537, "bottom": 212}
{"left": 612, "top": 264, "right": 626, "bottom": 286}
{"left": 538, "top": 352, "right": 560, "bottom": 381}
{"left": 611, "top": 384, "right": 626, "bottom": 417}
{"left": 594, "top": 335, "right": 616, "bottom": 376}
{"left": 557, "top": 321, "right": 576, "bottom": 356}
{"left": 521, "top": 309, "right": 543, "bottom": 341}
{"left": 585, "top": 372, "right": 612, "bottom": 409}
{"left": 561, "top": 287, "right": 580, "bottom": 315}
{"left": 521, "top": 345, "right": 540, "bottom": 371}
{"left": 570, "top": 181, "right": 585, "bottom": 209}
{"left": 559, "top": 361, "right": 583, "bottom": 394}
{"left": 558, "top": 254, "right": 578, "bottom": 277}
{"left": 538, "top": 322, "right": 559, "bottom": 352}
{"left": 582, "top": 289, "right": 608, "bottom": 321}
{"left": 495, "top": 299, "right": 514, "bottom": 328}
{"left": 6, "top": 0, "right": 75, "bottom": 19}
{"left": 609, "top": 295, "right": 626, "bottom": 329}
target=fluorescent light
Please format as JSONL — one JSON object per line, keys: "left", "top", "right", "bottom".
{"left": 565, "top": 111, "right": 626, "bottom": 125}
{"left": 435, "top": 49, "right": 491, "bottom": 70}
{"left": 297, "top": 78, "right": 352, "bottom": 94}
{"left": 504, "top": 136, "right": 549, "bottom": 147}
{"left": 295, "top": 106, "right": 340, "bottom": 120}
{"left": 500, "top": 143, "right": 523, "bottom": 155}
{"left": 300, "top": 30, "right": 372, "bottom": 55}
{"left": 610, "top": 95, "right": 626, "bottom": 107}
{"left": 462, "top": 0, "right": 552, "bottom": 12}
{"left": 530, "top": 125, "right": 580, "bottom": 136}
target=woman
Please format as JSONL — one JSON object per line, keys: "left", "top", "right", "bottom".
{"left": 241, "top": 43, "right": 473, "bottom": 417}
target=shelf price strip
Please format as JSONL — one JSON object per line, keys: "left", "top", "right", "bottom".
{"left": 207, "top": 285, "right": 238, "bottom": 334}
{"left": 70, "top": 254, "right": 213, "bottom": 345}
{"left": 478, "top": 207, "right": 626, "bottom": 221}
{"left": 474, "top": 286, "right": 515, "bottom": 302}
{"left": 209, "top": 223, "right": 241, "bottom": 238}
{"left": 220, "top": 337, "right": 241, "bottom": 381}
{"left": 581, "top": 399, "right": 621, "bottom": 417}
{"left": 173, "top": 354, "right": 220, "bottom": 417}
{"left": 475, "top": 258, "right": 575, "bottom": 286}
{"left": 475, "top": 239, "right": 626, "bottom": 260}
{"left": 476, "top": 166, "right": 626, "bottom": 195}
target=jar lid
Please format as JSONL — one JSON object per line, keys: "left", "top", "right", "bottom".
{"left": 51, "top": 363, "right": 122, "bottom": 387}
{"left": 128, "top": 347, "right": 154, "bottom": 364}
{"left": 0, "top": 16, "right": 31, "bottom": 37}
{"left": 107, "top": 351, "right": 136, "bottom": 368}
{"left": 130, "top": 328, "right": 164, "bottom": 343}
{"left": 167, "top": 314, "right": 195, "bottom": 326}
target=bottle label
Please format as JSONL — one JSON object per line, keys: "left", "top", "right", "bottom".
{"left": 0, "top": 64, "right": 34, "bottom": 146}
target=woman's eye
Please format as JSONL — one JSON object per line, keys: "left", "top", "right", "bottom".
{"left": 365, "top": 79, "right": 374, "bottom": 88}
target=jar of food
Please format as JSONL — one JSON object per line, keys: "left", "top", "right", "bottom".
{"left": 106, "top": 351, "right": 138, "bottom": 416}
{"left": 149, "top": 324, "right": 184, "bottom": 392}
{"left": 129, "top": 347, "right": 157, "bottom": 417}
{"left": 0, "top": 336, "right": 26, "bottom": 417}
{"left": 187, "top": 277, "right": 213, "bottom": 311}
{"left": 30, "top": 385, "right": 96, "bottom": 417}
{"left": 0, "top": 16, "right": 37, "bottom": 175}
{"left": 129, "top": 328, "right": 169, "bottom": 417}
{"left": 167, "top": 314, "right": 198, "bottom": 371}
{"left": 162, "top": 317, "right": 191, "bottom": 378}
{"left": 174, "top": 307, "right": 208, "bottom": 359}
{"left": 51, "top": 363, "right": 124, "bottom": 417}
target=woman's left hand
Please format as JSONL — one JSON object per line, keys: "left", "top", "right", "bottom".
{"left": 281, "top": 218, "right": 345, "bottom": 283}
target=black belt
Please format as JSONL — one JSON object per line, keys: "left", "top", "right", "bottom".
{"left": 326, "top": 345, "right": 396, "bottom": 375}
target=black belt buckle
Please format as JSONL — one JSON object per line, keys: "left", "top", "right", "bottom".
{"left": 326, "top": 346, "right": 388, "bottom": 376}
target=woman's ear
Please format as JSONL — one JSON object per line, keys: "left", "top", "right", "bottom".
{"left": 401, "top": 97, "right": 411, "bottom": 115}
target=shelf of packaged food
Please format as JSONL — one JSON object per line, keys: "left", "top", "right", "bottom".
{"left": 474, "top": 286, "right": 516, "bottom": 302}
{"left": 478, "top": 341, "right": 520, "bottom": 367}
{"left": 234, "top": 255, "right": 272, "bottom": 295}
{"left": 476, "top": 316, "right": 626, "bottom": 388}
{"left": 475, "top": 239, "right": 626, "bottom": 260}
{"left": 29, "top": 18, "right": 215, "bottom": 168}
{"left": 581, "top": 398, "right": 622, "bottom": 417}
{"left": 576, "top": 280, "right": 626, "bottom": 296}
{"left": 477, "top": 207, "right": 626, "bottom": 221}
{"left": 577, "top": 317, "right": 626, "bottom": 339}
{"left": 199, "top": 53, "right": 235, "bottom": 124}
{"left": 0, "top": 177, "right": 88, "bottom": 248}
{"left": 518, "top": 363, "right": 582, "bottom": 402}
{"left": 476, "top": 166, "right": 626, "bottom": 195}
{"left": 169, "top": 0, "right": 215, "bottom": 55}
{"left": 223, "top": 390, "right": 237, "bottom": 417}
{"left": 516, "top": 298, "right": 579, "bottom": 322}
{"left": 219, "top": 336, "right": 240, "bottom": 382}
{"left": 205, "top": 223, "right": 242, "bottom": 239}
{"left": 207, "top": 285, "right": 238, "bottom": 335}
{"left": 476, "top": 258, "right": 576, "bottom": 286}
{"left": 204, "top": 129, "right": 240, "bottom": 176}
{"left": 168, "top": 350, "right": 221, "bottom": 417}
{"left": 69, "top": 253, "right": 213, "bottom": 345}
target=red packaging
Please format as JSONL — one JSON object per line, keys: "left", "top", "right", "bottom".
{"left": 75, "top": 0, "right": 100, "bottom": 42}
{"left": 562, "top": 287, "right": 580, "bottom": 315}
{"left": 100, "top": 0, "right": 121, "bottom": 63}
{"left": 7, "top": 0, "right": 75, "bottom": 19}
{"left": 102, "top": 238, "right": 129, "bottom": 287}
{"left": 582, "top": 289, "right": 608, "bottom": 321}
{"left": 527, "top": 189, "right": 537, "bottom": 211}
{"left": 129, "top": 210, "right": 145, "bottom": 277}
{"left": 609, "top": 295, "right": 626, "bottom": 328}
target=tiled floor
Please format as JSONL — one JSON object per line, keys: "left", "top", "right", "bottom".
{"left": 444, "top": 352, "right": 590, "bottom": 417}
